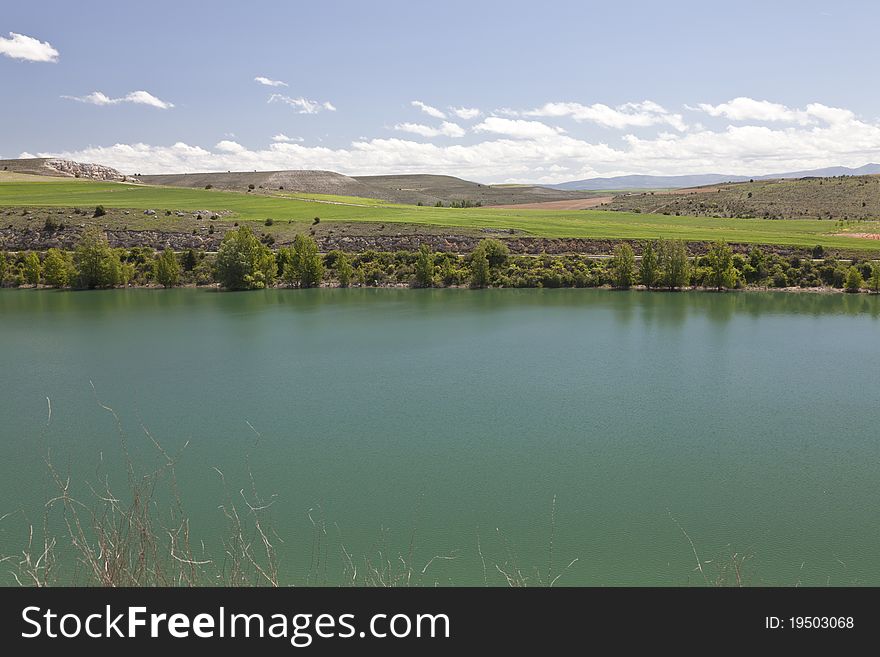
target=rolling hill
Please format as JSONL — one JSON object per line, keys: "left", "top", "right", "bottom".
{"left": 139, "top": 170, "right": 595, "bottom": 206}
{"left": 547, "top": 163, "right": 880, "bottom": 191}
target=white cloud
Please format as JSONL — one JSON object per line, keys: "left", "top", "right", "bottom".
{"left": 526, "top": 100, "right": 686, "bottom": 131}
{"left": 450, "top": 106, "right": 481, "bottom": 120}
{"left": 394, "top": 121, "right": 465, "bottom": 138}
{"left": 411, "top": 100, "right": 446, "bottom": 119}
{"left": 61, "top": 90, "right": 174, "bottom": 109}
{"left": 473, "top": 117, "right": 565, "bottom": 139}
{"left": 694, "top": 97, "right": 811, "bottom": 124}
{"left": 215, "top": 140, "right": 247, "bottom": 154}
{"left": 268, "top": 94, "right": 336, "bottom": 114}
{"left": 0, "top": 32, "right": 59, "bottom": 62}
{"left": 33, "top": 99, "right": 880, "bottom": 183}
{"left": 272, "top": 133, "right": 303, "bottom": 143}
{"left": 254, "top": 76, "right": 288, "bottom": 87}
{"left": 693, "top": 98, "right": 859, "bottom": 128}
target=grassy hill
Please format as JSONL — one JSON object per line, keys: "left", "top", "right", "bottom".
{"left": 2, "top": 178, "right": 880, "bottom": 250}
{"left": 606, "top": 175, "right": 880, "bottom": 221}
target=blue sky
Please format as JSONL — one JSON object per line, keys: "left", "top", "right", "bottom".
{"left": 3, "top": 0, "right": 880, "bottom": 182}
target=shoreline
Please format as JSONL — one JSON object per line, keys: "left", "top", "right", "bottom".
{"left": 4, "top": 281, "right": 878, "bottom": 295}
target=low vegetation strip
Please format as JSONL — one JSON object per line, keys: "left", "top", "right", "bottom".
{"left": 3, "top": 179, "right": 880, "bottom": 250}
{"left": 2, "top": 227, "right": 878, "bottom": 293}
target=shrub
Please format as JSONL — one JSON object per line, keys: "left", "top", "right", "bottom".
{"left": 475, "top": 239, "right": 509, "bottom": 267}
{"left": 182, "top": 249, "right": 198, "bottom": 272}
{"left": 153, "top": 249, "right": 181, "bottom": 288}
{"left": 706, "top": 240, "right": 737, "bottom": 290}
{"left": 93, "top": 205, "right": 106, "bottom": 218}
{"left": 639, "top": 240, "right": 659, "bottom": 288}
{"left": 74, "top": 227, "right": 121, "bottom": 288}
{"left": 469, "top": 248, "right": 490, "bottom": 288}
{"left": 265, "top": 218, "right": 274, "bottom": 226}
{"left": 43, "top": 216, "right": 62, "bottom": 232}
{"left": 205, "top": 184, "right": 213, "bottom": 189}
{"left": 283, "top": 234, "right": 324, "bottom": 288}
{"left": 413, "top": 244, "right": 434, "bottom": 287}
{"left": 21, "top": 251, "right": 41, "bottom": 285}
{"left": 869, "top": 264, "right": 880, "bottom": 293}
{"left": 313, "top": 217, "right": 320, "bottom": 225}
{"left": 335, "top": 251, "right": 353, "bottom": 287}
{"left": 248, "top": 184, "right": 255, "bottom": 191}
{"left": 214, "top": 226, "right": 276, "bottom": 290}
{"left": 610, "top": 243, "right": 636, "bottom": 288}
{"left": 43, "top": 248, "right": 72, "bottom": 287}
{"left": 845, "top": 266, "right": 863, "bottom": 293}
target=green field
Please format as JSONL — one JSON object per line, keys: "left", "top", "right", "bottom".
{"left": 3, "top": 179, "right": 880, "bottom": 250}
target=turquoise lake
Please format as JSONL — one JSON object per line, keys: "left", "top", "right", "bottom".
{"left": 1, "top": 288, "right": 879, "bottom": 585}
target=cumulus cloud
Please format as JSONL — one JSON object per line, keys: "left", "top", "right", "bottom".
{"left": 268, "top": 94, "right": 336, "bottom": 114}
{"left": 692, "top": 97, "right": 860, "bottom": 129}
{"left": 411, "top": 100, "right": 446, "bottom": 119}
{"left": 254, "top": 76, "right": 288, "bottom": 87}
{"left": 526, "top": 100, "right": 686, "bottom": 131}
{"left": 32, "top": 98, "right": 880, "bottom": 183}
{"left": 394, "top": 121, "right": 465, "bottom": 138}
{"left": 62, "top": 90, "right": 174, "bottom": 109}
{"left": 0, "top": 32, "right": 59, "bottom": 62}
{"left": 450, "top": 106, "right": 481, "bottom": 120}
{"left": 473, "top": 117, "right": 565, "bottom": 139}
{"left": 272, "top": 133, "right": 303, "bottom": 143}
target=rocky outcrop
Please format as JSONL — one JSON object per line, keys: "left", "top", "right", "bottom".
{"left": 44, "top": 159, "right": 128, "bottom": 181}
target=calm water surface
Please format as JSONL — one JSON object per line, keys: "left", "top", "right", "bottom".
{"left": 1, "top": 288, "right": 879, "bottom": 585}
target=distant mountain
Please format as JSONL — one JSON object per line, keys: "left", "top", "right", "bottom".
{"left": 545, "top": 164, "right": 880, "bottom": 191}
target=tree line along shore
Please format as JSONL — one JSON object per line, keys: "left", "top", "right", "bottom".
{"left": 1, "top": 224, "right": 879, "bottom": 293}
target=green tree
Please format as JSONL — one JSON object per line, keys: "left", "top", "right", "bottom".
{"left": 845, "top": 266, "right": 863, "bottom": 293}
{"left": 43, "top": 248, "right": 72, "bottom": 287}
{"left": 610, "top": 243, "right": 636, "bottom": 288}
{"left": 658, "top": 239, "right": 690, "bottom": 289}
{"left": 153, "top": 248, "right": 181, "bottom": 288}
{"left": 476, "top": 239, "right": 510, "bottom": 267}
{"left": 639, "top": 240, "right": 659, "bottom": 288}
{"left": 335, "top": 251, "right": 353, "bottom": 287}
{"left": 182, "top": 248, "right": 198, "bottom": 272}
{"left": 706, "top": 240, "right": 737, "bottom": 290}
{"left": 469, "top": 247, "right": 490, "bottom": 288}
{"left": 21, "top": 251, "right": 41, "bottom": 285}
{"left": 869, "top": 264, "right": 880, "bottom": 293}
{"left": 413, "top": 243, "right": 434, "bottom": 287}
{"left": 284, "top": 233, "right": 324, "bottom": 288}
{"left": 74, "top": 227, "right": 121, "bottom": 288}
{"left": 214, "top": 226, "right": 277, "bottom": 290}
